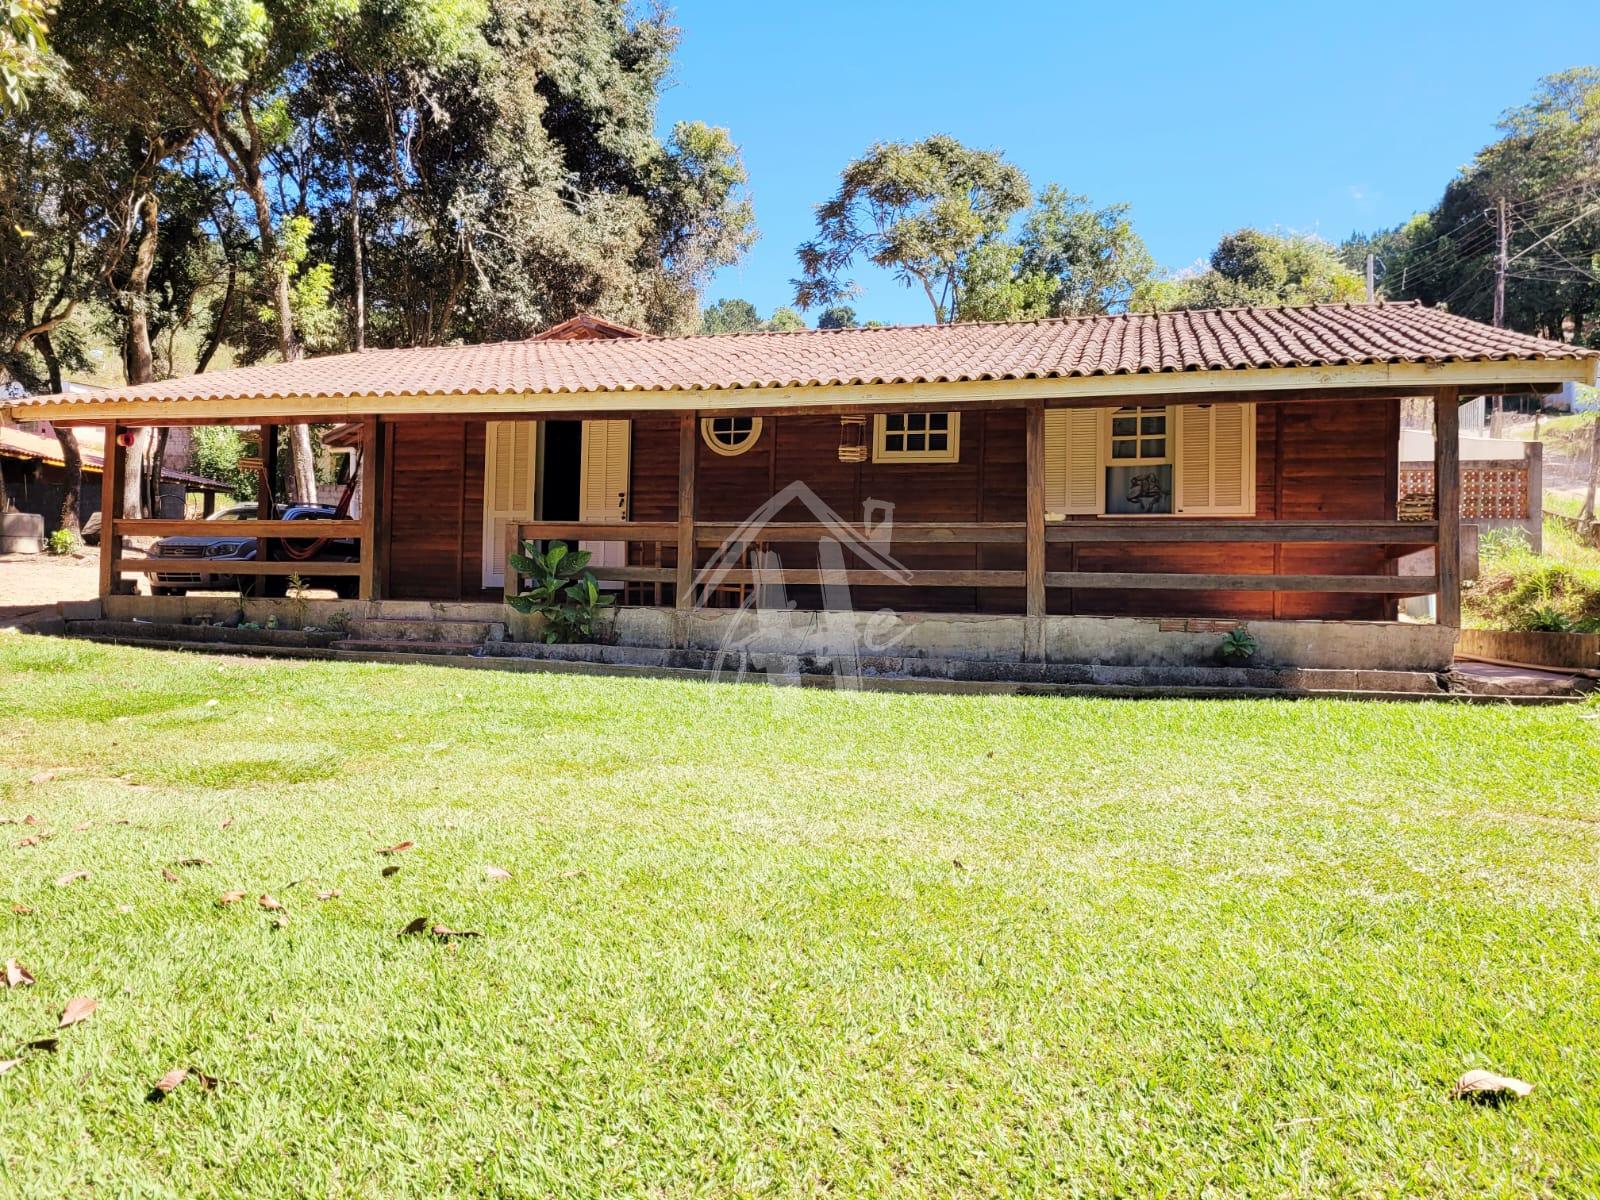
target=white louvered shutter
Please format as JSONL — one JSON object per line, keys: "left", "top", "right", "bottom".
{"left": 580, "top": 419, "right": 631, "bottom": 571}
{"left": 481, "top": 421, "right": 537, "bottom": 588}
{"left": 1043, "top": 408, "right": 1105, "bottom": 516}
{"left": 1174, "top": 403, "right": 1255, "bottom": 515}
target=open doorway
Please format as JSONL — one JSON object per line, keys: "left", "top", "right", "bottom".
{"left": 537, "top": 421, "right": 582, "bottom": 520}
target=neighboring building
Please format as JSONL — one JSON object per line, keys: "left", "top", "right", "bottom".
{"left": 0, "top": 423, "right": 230, "bottom": 536}
{"left": 5, "top": 302, "right": 1595, "bottom": 673}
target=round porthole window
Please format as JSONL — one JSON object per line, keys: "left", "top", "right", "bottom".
{"left": 702, "top": 416, "right": 762, "bottom": 456}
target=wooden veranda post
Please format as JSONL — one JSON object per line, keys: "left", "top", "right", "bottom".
{"left": 357, "top": 416, "right": 379, "bottom": 600}
{"left": 675, "top": 411, "right": 698, "bottom": 643}
{"left": 1434, "top": 387, "right": 1461, "bottom": 629}
{"left": 257, "top": 423, "right": 278, "bottom": 570}
{"left": 1024, "top": 399, "right": 1047, "bottom": 658}
{"left": 98, "top": 422, "right": 125, "bottom": 598}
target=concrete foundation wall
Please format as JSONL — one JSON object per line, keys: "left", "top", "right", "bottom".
{"left": 93, "top": 595, "right": 1457, "bottom": 673}
{"left": 614, "top": 609, "right": 1458, "bottom": 673}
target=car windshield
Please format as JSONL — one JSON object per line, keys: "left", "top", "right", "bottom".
{"left": 212, "top": 506, "right": 256, "bottom": 521}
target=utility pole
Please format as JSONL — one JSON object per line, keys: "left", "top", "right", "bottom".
{"left": 1490, "top": 194, "right": 1509, "bottom": 437}
{"left": 1365, "top": 253, "right": 1376, "bottom": 303}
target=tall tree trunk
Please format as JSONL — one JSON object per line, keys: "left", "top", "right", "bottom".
{"left": 39, "top": 332, "right": 82, "bottom": 533}
{"left": 120, "top": 191, "right": 161, "bottom": 520}
{"left": 346, "top": 152, "right": 365, "bottom": 353}
{"left": 241, "top": 166, "right": 318, "bottom": 503}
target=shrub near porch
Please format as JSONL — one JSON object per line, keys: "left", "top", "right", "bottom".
{"left": 2, "top": 635, "right": 1598, "bottom": 1197}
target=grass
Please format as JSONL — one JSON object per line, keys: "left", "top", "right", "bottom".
{"left": 2, "top": 635, "right": 1599, "bottom": 1197}
{"left": 1466, "top": 517, "right": 1600, "bottom": 632}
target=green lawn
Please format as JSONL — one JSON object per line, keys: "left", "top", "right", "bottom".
{"left": 3, "top": 635, "right": 1599, "bottom": 1198}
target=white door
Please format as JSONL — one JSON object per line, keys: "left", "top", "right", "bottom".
{"left": 580, "top": 419, "right": 631, "bottom": 574}
{"left": 481, "top": 421, "right": 536, "bottom": 589}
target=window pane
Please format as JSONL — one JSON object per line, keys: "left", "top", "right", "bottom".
{"left": 1112, "top": 416, "right": 1136, "bottom": 437}
{"left": 1105, "top": 464, "right": 1173, "bottom": 514}
{"left": 905, "top": 433, "right": 926, "bottom": 452}
{"left": 886, "top": 414, "right": 905, "bottom": 432}
{"left": 1141, "top": 414, "right": 1165, "bottom": 435}
{"left": 1111, "top": 438, "right": 1137, "bottom": 459}
{"left": 928, "top": 433, "right": 948, "bottom": 451}
{"left": 885, "top": 434, "right": 903, "bottom": 452}
{"left": 1144, "top": 438, "right": 1166, "bottom": 460}
{"left": 928, "top": 413, "right": 948, "bottom": 432}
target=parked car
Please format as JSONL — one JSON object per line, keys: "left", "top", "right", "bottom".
{"left": 149, "top": 503, "right": 359, "bottom": 598}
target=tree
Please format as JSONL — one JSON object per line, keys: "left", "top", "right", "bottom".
{"left": 815, "top": 305, "right": 858, "bottom": 329}
{"left": 1150, "top": 229, "right": 1365, "bottom": 310}
{"left": 794, "top": 135, "right": 1031, "bottom": 323}
{"left": 953, "top": 240, "right": 1053, "bottom": 322}
{"left": 0, "top": 0, "right": 52, "bottom": 111}
{"left": 701, "top": 298, "right": 761, "bottom": 333}
{"left": 763, "top": 306, "right": 804, "bottom": 332}
{"left": 1015, "top": 186, "right": 1156, "bottom": 316}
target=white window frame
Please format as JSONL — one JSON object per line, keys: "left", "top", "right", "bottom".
{"left": 701, "top": 415, "right": 763, "bottom": 457}
{"left": 871, "top": 411, "right": 960, "bottom": 463}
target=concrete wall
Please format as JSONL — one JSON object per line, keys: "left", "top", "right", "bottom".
{"left": 613, "top": 608, "right": 1458, "bottom": 672}
{"left": 93, "top": 595, "right": 1458, "bottom": 672}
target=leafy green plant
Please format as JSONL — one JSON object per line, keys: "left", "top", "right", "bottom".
{"left": 505, "top": 540, "right": 615, "bottom": 643}
{"left": 1219, "top": 627, "right": 1259, "bottom": 662}
{"left": 1517, "top": 605, "right": 1577, "bottom": 633}
{"left": 46, "top": 527, "right": 79, "bottom": 556}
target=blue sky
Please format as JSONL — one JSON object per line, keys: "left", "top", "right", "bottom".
{"left": 655, "top": 0, "right": 1586, "bottom": 327}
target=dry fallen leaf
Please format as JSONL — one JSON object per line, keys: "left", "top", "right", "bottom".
{"left": 270, "top": 913, "right": 290, "bottom": 929}
{"left": 22, "top": 814, "right": 40, "bottom": 826}
{"left": 58, "top": 996, "right": 97, "bottom": 1028}
{"left": 11, "top": 904, "right": 33, "bottom": 916}
{"left": 153, "top": 1066, "right": 189, "bottom": 1095}
{"left": 4, "top": 959, "right": 35, "bottom": 988}
{"left": 26, "top": 771, "right": 59, "bottom": 785}
{"left": 0, "top": 1057, "right": 21, "bottom": 1075}
{"left": 1454, "top": 1070, "right": 1534, "bottom": 1100}
{"left": 219, "top": 816, "right": 235, "bottom": 830}
{"left": 149, "top": 1065, "right": 220, "bottom": 1100}
{"left": 484, "top": 866, "right": 512, "bottom": 882}
{"left": 72, "top": 820, "right": 92, "bottom": 833}
{"left": 17, "top": 833, "right": 52, "bottom": 849}
{"left": 377, "top": 841, "right": 415, "bottom": 856}
{"left": 314, "top": 889, "right": 341, "bottom": 901}
{"left": 381, "top": 865, "right": 400, "bottom": 878}
{"left": 217, "top": 890, "right": 246, "bottom": 906}
{"left": 162, "top": 868, "right": 180, "bottom": 884}
{"left": 430, "top": 925, "right": 481, "bottom": 940}
{"left": 56, "top": 870, "right": 91, "bottom": 887}
{"left": 559, "top": 869, "right": 586, "bottom": 880}
{"left": 398, "top": 916, "right": 430, "bottom": 936}
{"left": 257, "top": 894, "right": 284, "bottom": 911}
{"left": 175, "top": 857, "right": 214, "bottom": 867}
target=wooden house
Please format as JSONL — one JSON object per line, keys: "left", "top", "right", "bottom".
{"left": 5, "top": 304, "right": 1595, "bottom": 672}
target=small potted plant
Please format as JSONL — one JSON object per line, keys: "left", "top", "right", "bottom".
{"left": 1218, "top": 627, "right": 1258, "bottom": 666}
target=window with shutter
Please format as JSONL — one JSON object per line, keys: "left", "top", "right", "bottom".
{"left": 481, "top": 421, "right": 536, "bottom": 588}
{"left": 1043, "top": 408, "right": 1105, "bottom": 515}
{"left": 1173, "top": 403, "right": 1255, "bottom": 515}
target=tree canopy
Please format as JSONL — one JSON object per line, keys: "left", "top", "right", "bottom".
{"left": 1342, "top": 68, "right": 1599, "bottom": 347}
{"left": 1145, "top": 229, "right": 1365, "bottom": 310}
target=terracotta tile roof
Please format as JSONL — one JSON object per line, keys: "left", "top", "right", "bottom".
{"left": 4, "top": 303, "right": 1593, "bottom": 412}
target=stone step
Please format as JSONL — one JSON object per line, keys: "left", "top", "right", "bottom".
{"left": 330, "top": 638, "right": 486, "bottom": 657}
{"left": 343, "top": 616, "right": 504, "bottom": 644}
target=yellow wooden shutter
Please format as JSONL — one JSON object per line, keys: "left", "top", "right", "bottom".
{"left": 580, "top": 419, "right": 631, "bottom": 572}
{"left": 481, "top": 420, "right": 536, "bottom": 588}
{"left": 1043, "top": 408, "right": 1104, "bottom": 516}
{"left": 1174, "top": 403, "right": 1255, "bottom": 515}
